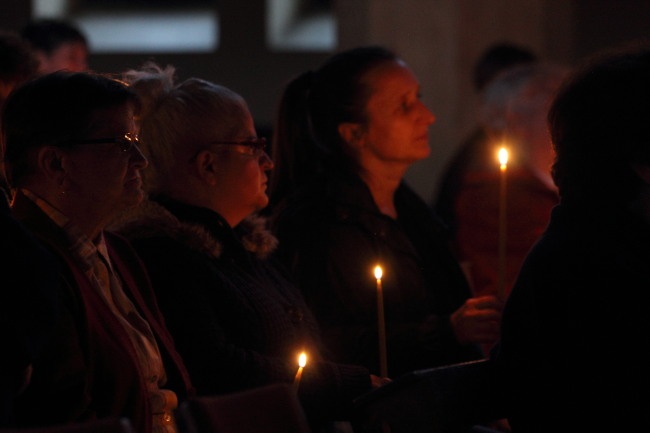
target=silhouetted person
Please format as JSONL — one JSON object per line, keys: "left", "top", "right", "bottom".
{"left": 433, "top": 42, "right": 537, "bottom": 236}
{"left": 493, "top": 44, "right": 650, "bottom": 432}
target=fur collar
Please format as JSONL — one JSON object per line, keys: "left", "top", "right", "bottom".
{"left": 110, "top": 199, "right": 278, "bottom": 259}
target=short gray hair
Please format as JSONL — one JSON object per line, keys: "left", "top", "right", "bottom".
{"left": 123, "top": 62, "right": 250, "bottom": 195}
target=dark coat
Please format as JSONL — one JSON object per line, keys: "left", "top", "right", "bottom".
{"left": 493, "top": 201, "right": 650, "bottom": 432}
{"left": 113, "top": 197, "right": 371, "bottom": 425}
{"left": 272, "top": 171, "right": 483, "bottom": 379}
{"left": 0, "top": 196, "right": 59, "bottom": 426}
{"left": 10, "top": 191, "right": 193, "bottom": 433}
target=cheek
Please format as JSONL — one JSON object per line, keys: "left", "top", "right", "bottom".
{"left": 218, "top": 161, "right": 262, "bottom": 197}
{"left": 242, "top": 163, "right": 263, "bottom": 189}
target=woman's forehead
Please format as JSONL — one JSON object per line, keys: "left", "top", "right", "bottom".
{"left": 88, "top": 104, "right": 136, "bottom": 134}
{"left": 364, "top": 62, "right": 419, "bottom": 99}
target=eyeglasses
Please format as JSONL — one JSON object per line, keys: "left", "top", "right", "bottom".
{"left": 60, "top": 133, "right": 140, "bottom": 153}
{"left": 209, "top": 137, "right": 267, "bottom": 157}
{"left": 189, "top": 137, "right": 268, "bottom": 162}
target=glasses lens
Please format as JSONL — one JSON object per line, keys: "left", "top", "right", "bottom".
{"left": 118, "top": 133, "right": 139, "bottom": 152}
{"left": 248, "top": 138, "right": 266, "bottom": 156}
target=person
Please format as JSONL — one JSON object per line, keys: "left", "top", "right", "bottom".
{"left": 2, "top": 70, "right": 193, "bottom": 433}
{"left": 111, "top": 63, "right": 381, "bottom": 431}
{"left": 0, "top": 31, "right": 56, "bottom": 426}
{"left": 0, "top": 30, "right": 37, "bottom": 108}
{"left": 452, "top": 63, "right": 567, "bottom": 301}
{"left": 269, "top": 46, "right": 502, "bottom": 379}
{"left": 492, "top": 45, "right": 650, "bottom": 432}
{"left": 21, "top": 19, "right": 88, "bottom": 74}
{"left": 0, "top": 29, "right": 38, "bottom": 197}
{"left": 433, "top": 42, "right": 537, "bottom": 237}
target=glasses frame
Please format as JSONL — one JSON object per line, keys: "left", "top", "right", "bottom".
{"left": 189, "top": 137, "right": 268, "bottom": 161}
{"left": 59, "top": 133, "right": 140, "bottom": 153}
{"left": 209, "top": 137, "right": 267, "bottom": 155}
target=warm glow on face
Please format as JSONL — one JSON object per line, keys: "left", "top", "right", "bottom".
{"left": 374, "top": 265, "right": 383, "bottom": 280}
{"left": 298, "top": 352, "right": 307, "bottom": 368}
{"left": 498, "top": 147, "right": 509, "bottom": 169}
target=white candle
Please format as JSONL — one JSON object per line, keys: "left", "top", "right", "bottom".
{"left": 293, "top": 352, "right": 307, "bottom": 391}
{"left": 374, "top": 265, "right": 387, "bottom": 377}
{"left": 497, "top": 147, "right": 509, "bottom": 298}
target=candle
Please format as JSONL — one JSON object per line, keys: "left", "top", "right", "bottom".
{"left": 293, "top": 352, "right": 307, "bottom": 391}
{"left": 497, "top": 147, "right": 509, "bottom": 299}
{"left": 374, "top": 265, "right": 388, "bottom": 377}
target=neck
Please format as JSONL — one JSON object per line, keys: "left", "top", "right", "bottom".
{"left": 27, "top": 187, "right": 106, "bottom": 240}
{"left": 358, "top": 165, "right": 405, "bottom": 219}
{"left": 167, "top": 189, "right": 246, "bottom": 229}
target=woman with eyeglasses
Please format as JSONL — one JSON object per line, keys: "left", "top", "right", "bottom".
{"left": 112, "top": 63, "right": 382, "bottom": 431}
{"left": 3, "top": 71, "right": 193, "bottom": 433}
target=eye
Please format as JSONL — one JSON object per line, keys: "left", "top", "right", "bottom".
{"left": 399, "top": 91, "right": 423, "bottom": 114}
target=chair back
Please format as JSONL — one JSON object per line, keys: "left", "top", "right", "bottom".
{"left": 0, "top": 418, "right": 134, "bottom": 433}
{"left": 178, "top": 383, "right": 312, "bottom": 433}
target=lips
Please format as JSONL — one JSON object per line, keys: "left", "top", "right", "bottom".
{"left": 125, "top": 174, "right": 142, "bottom": 187}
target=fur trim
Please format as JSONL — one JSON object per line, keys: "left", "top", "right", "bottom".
{"left": 109, "top": 200, "right": 278, "bottom": 259}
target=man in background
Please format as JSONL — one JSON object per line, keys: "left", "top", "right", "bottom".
{"left": 21, "top": 18, "right": 88, "bottom": 74}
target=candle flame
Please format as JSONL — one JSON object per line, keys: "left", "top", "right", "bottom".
{"left": 374, "top": 265, "right": 383, "bottom": 280}
{"left": 498, "top": 147, "right": 509, "bottom": 169}
{"left": 298, "top": 352, "right": 307, "bottom": 368}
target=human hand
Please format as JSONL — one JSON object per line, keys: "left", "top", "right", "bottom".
{"left": 370, "top": 374, "right": 392, "bottom": 388}
{"left": 450, "top": 295, "right": 502, "bottom": 345}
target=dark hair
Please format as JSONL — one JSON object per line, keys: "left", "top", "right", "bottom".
{"left": 308, "top": 46, "right": 398, "bottom": 161}
{"left": 267, "top": 71, "right": 317, "bottom": 212}
{"left": 268, "top": 46, "right": 398, "bottom": 210}
{"left": 2, "top": 71, "right": 137, "bottom": 186}
{"left": 548, "top": 45, "right": 650, "bottom": 204}
{"left": 473, "top": 42, "right": 537, "bottom": 92}
{"left": 21, "top": 19, "right": 87, "bottom": 55}
{"left": 0, "top": 31, "right": 37, "bottom": 89}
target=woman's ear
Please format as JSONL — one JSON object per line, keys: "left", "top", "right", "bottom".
{"left": 193, "top": 150, "right": 219, "bottom": 186}
{"left": 338, "top": 122, "right": 366, "bottom": 150}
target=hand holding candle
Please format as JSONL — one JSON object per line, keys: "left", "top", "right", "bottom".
{"left": 293, "top": 352, "right": 307, "bottom": 391}
{"left": 497, "top": 147, "right": 509, "bottom": 298}
{"left": 374, "top": 265, "right": 388, "bottom": 378}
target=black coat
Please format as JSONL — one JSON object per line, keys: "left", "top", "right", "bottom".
{"left": 493, "top": 201, "right": 650, "bottom": 432}
{"left": 114, "top": 197, "right": 371, "bottom": 426}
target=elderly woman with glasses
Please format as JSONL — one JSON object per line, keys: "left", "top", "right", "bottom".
{"left": 2, "top": 71, "right": 193, "bottom": 433}
{"left": 112, "top": 63, "right": 380, "bottom": 431}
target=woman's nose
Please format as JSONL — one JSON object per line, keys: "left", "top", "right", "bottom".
{"left": 260, "top": 151, "right": 274, "bottom": 170}
{"left": 131, "top": 144, "right": 149, "bottom": 169}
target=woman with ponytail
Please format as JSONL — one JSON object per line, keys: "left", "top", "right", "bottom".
{"left": 270, "top": 46, "right": 502, "bottom": 378}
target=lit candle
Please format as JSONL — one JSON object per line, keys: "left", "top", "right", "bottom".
{"left": 497, "top": 147, "right": 509, "bottom": 299}
{"left": 374, "top": 265, "right": 388, "bottom": 378}
{"left": 293, "top": 352, "right": 307, "bottom": 391}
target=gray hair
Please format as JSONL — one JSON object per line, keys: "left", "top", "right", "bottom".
{"left": 122, "top": 62, "right": 250, "bottom": 195}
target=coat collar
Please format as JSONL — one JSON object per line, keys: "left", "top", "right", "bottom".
{"left": 110, "top": 197, "right": 278, "bottom": 260}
